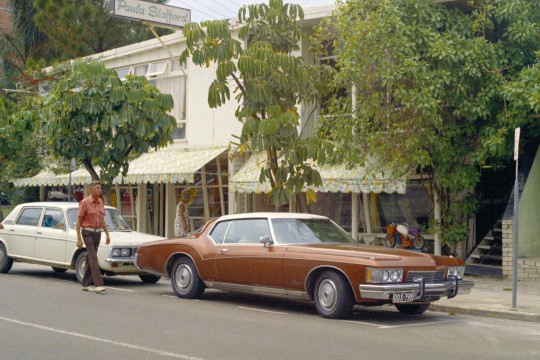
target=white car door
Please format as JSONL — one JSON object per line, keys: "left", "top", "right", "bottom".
{"left": 35, "top": 207, "right": 69, "bottom": 264}
{"left": 6, "top": 207, "right": 42, "bottom": 258}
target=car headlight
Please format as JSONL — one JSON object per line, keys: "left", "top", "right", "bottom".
{"left": 111, "top": 248, "right": 133, "bottom": 258}
{"left": 447, "top": 266, "right": 465, "bottom": 280}
{"left": 366, "top": 267, "right": 403, "bottom": 283}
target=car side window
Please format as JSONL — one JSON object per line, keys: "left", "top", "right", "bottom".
{"left": 210, "top": 221, "right": 230, "bottom": 244}
{"left": 16, "top": 208, "right": 43, "bottom": 226}
{"left": 224, "top": 219, "right": 271, "bottom": 244}
{"left": 41, "top": 208, "right": 65, "bottom": 229}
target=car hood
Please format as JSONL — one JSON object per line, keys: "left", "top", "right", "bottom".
{"left": 108, "top": 231, "right": 166, "bottom": 247}
{"left": 285, "top": 243, "right": 436, "bottom": 263}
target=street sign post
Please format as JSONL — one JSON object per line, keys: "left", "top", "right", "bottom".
{"left": 512, "top": 127, "right": 520, "bottom": 309}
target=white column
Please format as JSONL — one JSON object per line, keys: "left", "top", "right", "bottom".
{"left": 351, "top": 193, "right": 359, "bottom": 240}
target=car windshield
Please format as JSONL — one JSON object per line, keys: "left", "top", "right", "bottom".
{"left": 67, "top": 208, "right": 132, "bottom": 231}
{"left": 271, "top": 218, "right": 356, "bottom": 244}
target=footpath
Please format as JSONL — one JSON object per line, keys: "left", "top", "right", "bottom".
{"left": 429, "top": 275, "right": 540, "bottom": 322}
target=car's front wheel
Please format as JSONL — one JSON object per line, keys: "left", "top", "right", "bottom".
{"left": 395, "top": 303, "right": 430, "bottom": 315}
{"left": 314, "top": 271, "right": 354, "bottom": 319}
{"left": 75, "top": 251, "right": 87, "bottom": 284}
{"left": 0, "top": 242, "right": 13, "bottom": 273}
{"left": 139, "top": 274, "right": 161, "bottom": 284}
{"left": 171, "top": 257, "right": 205, "bottom": 299}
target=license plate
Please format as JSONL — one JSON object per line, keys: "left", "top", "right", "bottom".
{"left": 393, "top": 291, "right": 415, "bottom": 303}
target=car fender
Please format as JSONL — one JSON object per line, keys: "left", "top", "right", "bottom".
{"left": 304, "top": 265, "right": 358, "bottom": 302}
{"left": 164, "top": 247, "right": 204, "bottom": 277}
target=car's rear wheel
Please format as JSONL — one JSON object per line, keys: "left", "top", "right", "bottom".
{"left": 395, "top": 303, "right": 430, "bottom": 314}
{"left": 314, "top": 271, "right": 354, "bottom": 319}
{"left": 52, "top": 267, "right": 68, "bottom": 273}
{"left": 0, "top": 242, "right": 13, "bottom": 273}
{"left": 75, "top": 251, "right": 87, "bottom": 284}
{"left": 171, "top": 257, "right": 205, "bottom": 299}
{"left": 139, "top": 274, "right": 161, "bottom": 284}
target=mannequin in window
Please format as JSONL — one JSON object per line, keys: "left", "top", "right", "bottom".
{"left": 174, "top": 189, "right": 195, "bottom": 237}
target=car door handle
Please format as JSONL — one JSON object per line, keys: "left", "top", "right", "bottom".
{"left": 37, "top": 231, "right": 42, "bottom": 234}
{"left": 219, "top": 249, "right": 229, "bottom": 254}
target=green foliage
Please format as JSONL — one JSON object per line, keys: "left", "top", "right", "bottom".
{"left": 40, "top": 61, "right": 176, "bottom": 183}
{"left": 315, "top": 0, "right": 539, "bottom": 246}
{"left": 33, "top": 0, "right": 172, "bottom": 59}
{"left": 180, "top": 0, "right": 334, "bottom": 205}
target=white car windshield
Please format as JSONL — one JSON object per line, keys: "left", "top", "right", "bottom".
{"left": 67, "top": 208, "right": 131, "bottom": 231}
{"left": 271, "top": 218, "right": 355, "bottom": 244}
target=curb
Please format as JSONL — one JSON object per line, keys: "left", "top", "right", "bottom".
{"left": 429, "top": 304, "right": 540, "bottom": 323}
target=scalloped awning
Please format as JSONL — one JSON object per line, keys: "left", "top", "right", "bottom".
{"left": 230, "top": 152, "right": 406, "bottom": 194}
{"left": 12, "top": 145, "right": 228, "bottom": 187}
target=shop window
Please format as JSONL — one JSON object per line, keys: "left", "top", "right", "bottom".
{"left": 376, "top": 181, "right": 432, "bottom": 233}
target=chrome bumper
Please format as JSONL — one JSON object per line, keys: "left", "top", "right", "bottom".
{"left": 360, "top": 277, "right": 474, "bottom": 301}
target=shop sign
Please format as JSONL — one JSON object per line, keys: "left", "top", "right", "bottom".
{"left": 110, "top": 0, "right": 191, "bottom": 29}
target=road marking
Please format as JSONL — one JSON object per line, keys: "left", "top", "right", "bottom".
{"left": 344, "top": 319, "right": 458, "bottom": 329}
{"left": 378, "top": 320, "right": 458, "bottom": 329}
{"left": 344, "top": 320, "right": 381, "bottom": 327}
{"left": 105, "top": 287, "right": 134, "bottom": 292}
{"left": 0, "top": 316, "right": 204, "bottom": 360}
{"left": 237, "top": 306, "right": 287, "bottom": 315}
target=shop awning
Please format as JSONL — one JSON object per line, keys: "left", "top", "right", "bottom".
{"left": 230, "top": 152, "right": 406, "bottom": 194}
{"left": 12, "top": 145, "right": 228, "bottom": 187}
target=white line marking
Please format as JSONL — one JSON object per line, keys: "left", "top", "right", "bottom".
{"left": 237, "top": 306, "right": 287, "bottom": 315}
{"left": 105, "top": 287, "right": 134, "bottom": 292}
{"left": 344, "top": 320, "right": 381, "bottom": 327}
{"left": 377, "top": 320, "right": 458, "bottom": 329}
{"left": 0, "top": 316, "right": 204, "bottom": 360}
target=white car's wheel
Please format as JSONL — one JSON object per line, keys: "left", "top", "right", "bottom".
{"left": 0, "top": 242, "right": 13, "bottom": 273}
{"left": 139, "top": 274, "right": 161, "bottom": 284}
{"left": 75, "top": 251, "right": 87, "bottom": 284}
{"left": 171, "top": 257, "right": 205, "bottom": 299}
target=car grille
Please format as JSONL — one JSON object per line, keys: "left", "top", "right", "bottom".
{"left": 406, "top": 270, "right": 446, "bottom": 284}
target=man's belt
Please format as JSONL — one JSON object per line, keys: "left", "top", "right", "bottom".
{"left": 82, "top": 227, "right": 103, "bottom": 232}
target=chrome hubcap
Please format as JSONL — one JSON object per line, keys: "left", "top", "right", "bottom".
{"left": 175, "top": 264, "right": 192, "bottom": 291}
{"left": 318, "top": 279, "right": 337, "bottom": 310}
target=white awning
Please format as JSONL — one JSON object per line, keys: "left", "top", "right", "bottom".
{"left": 230, "top": 152, "right": 406, "bottom": 194}
{"left": 12, "top": 145, "right": 228, "bottom": 187}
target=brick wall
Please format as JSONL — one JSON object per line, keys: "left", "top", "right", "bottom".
{"left": 502, "top": 219, "right": 540, "bottom": 281}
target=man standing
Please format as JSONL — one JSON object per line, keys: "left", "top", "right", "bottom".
{"left": 76, "top": 180, "right": 110, "bottom": 293}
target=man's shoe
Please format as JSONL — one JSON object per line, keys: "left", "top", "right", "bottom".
{"left": 82, "top": 286, "right": 96, "bottom": 292}
{"left": 94, "top": 286, "right": 106, "bottom": 293}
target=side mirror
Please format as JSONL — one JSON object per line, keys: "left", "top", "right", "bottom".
{"left": 260, "top": 236, "right": 273, "bottom": 248}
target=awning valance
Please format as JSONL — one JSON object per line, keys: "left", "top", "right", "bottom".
{"left": 12, "top": 145, "right": 228, "bottom": 187}
{"left": 230, "top": 152, "right": 406, "bottom": 194}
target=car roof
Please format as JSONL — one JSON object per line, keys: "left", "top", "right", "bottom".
{"left": 216, "top": 212, "right": 329, "bottom": 221}
{"left": 11, "top": 202, "right": 115, "bottom": 210}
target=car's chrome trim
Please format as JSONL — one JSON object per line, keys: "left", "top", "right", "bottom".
{"left": 204, "top": 281, "right": 311, "bottom": 301}
{"left": 359, "top": 279, "right": 474, "bottom": 300}
{"left": 104, "top": 257, "right": 134, "bottom": 264}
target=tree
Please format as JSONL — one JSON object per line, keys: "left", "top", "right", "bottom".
{"left": 33, "top": 0, "right": 172, "bottom": 59}
{"left": 40, "top": 61, "right": 176, "bottom": 183}
{"left": 0, "top": 96, "right": 42, "bottom": 204}
{"left": 180, "top": 0, "right": 334, "bottom": 205}
{"left": 314, "top": 0, "right": 539, "bottom": 253}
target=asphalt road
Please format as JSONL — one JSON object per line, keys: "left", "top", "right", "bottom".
{"left": 1, "top": 263, "right": 540, "bottom": 360}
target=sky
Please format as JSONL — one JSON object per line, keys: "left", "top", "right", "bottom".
{"left": 166, "top": 0, "right": 335, "bottom": 23}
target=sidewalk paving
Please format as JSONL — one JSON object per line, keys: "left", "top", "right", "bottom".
{"left": 428, "top": 275, "right": 540, "bottom": 322}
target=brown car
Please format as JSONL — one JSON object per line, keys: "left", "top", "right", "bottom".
{"left": 135, "top": 213, "right": 474, "bottom": 319}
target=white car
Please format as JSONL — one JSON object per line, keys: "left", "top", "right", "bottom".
{"left": 0, "top": 202, "right": 165, "bottom": 283}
